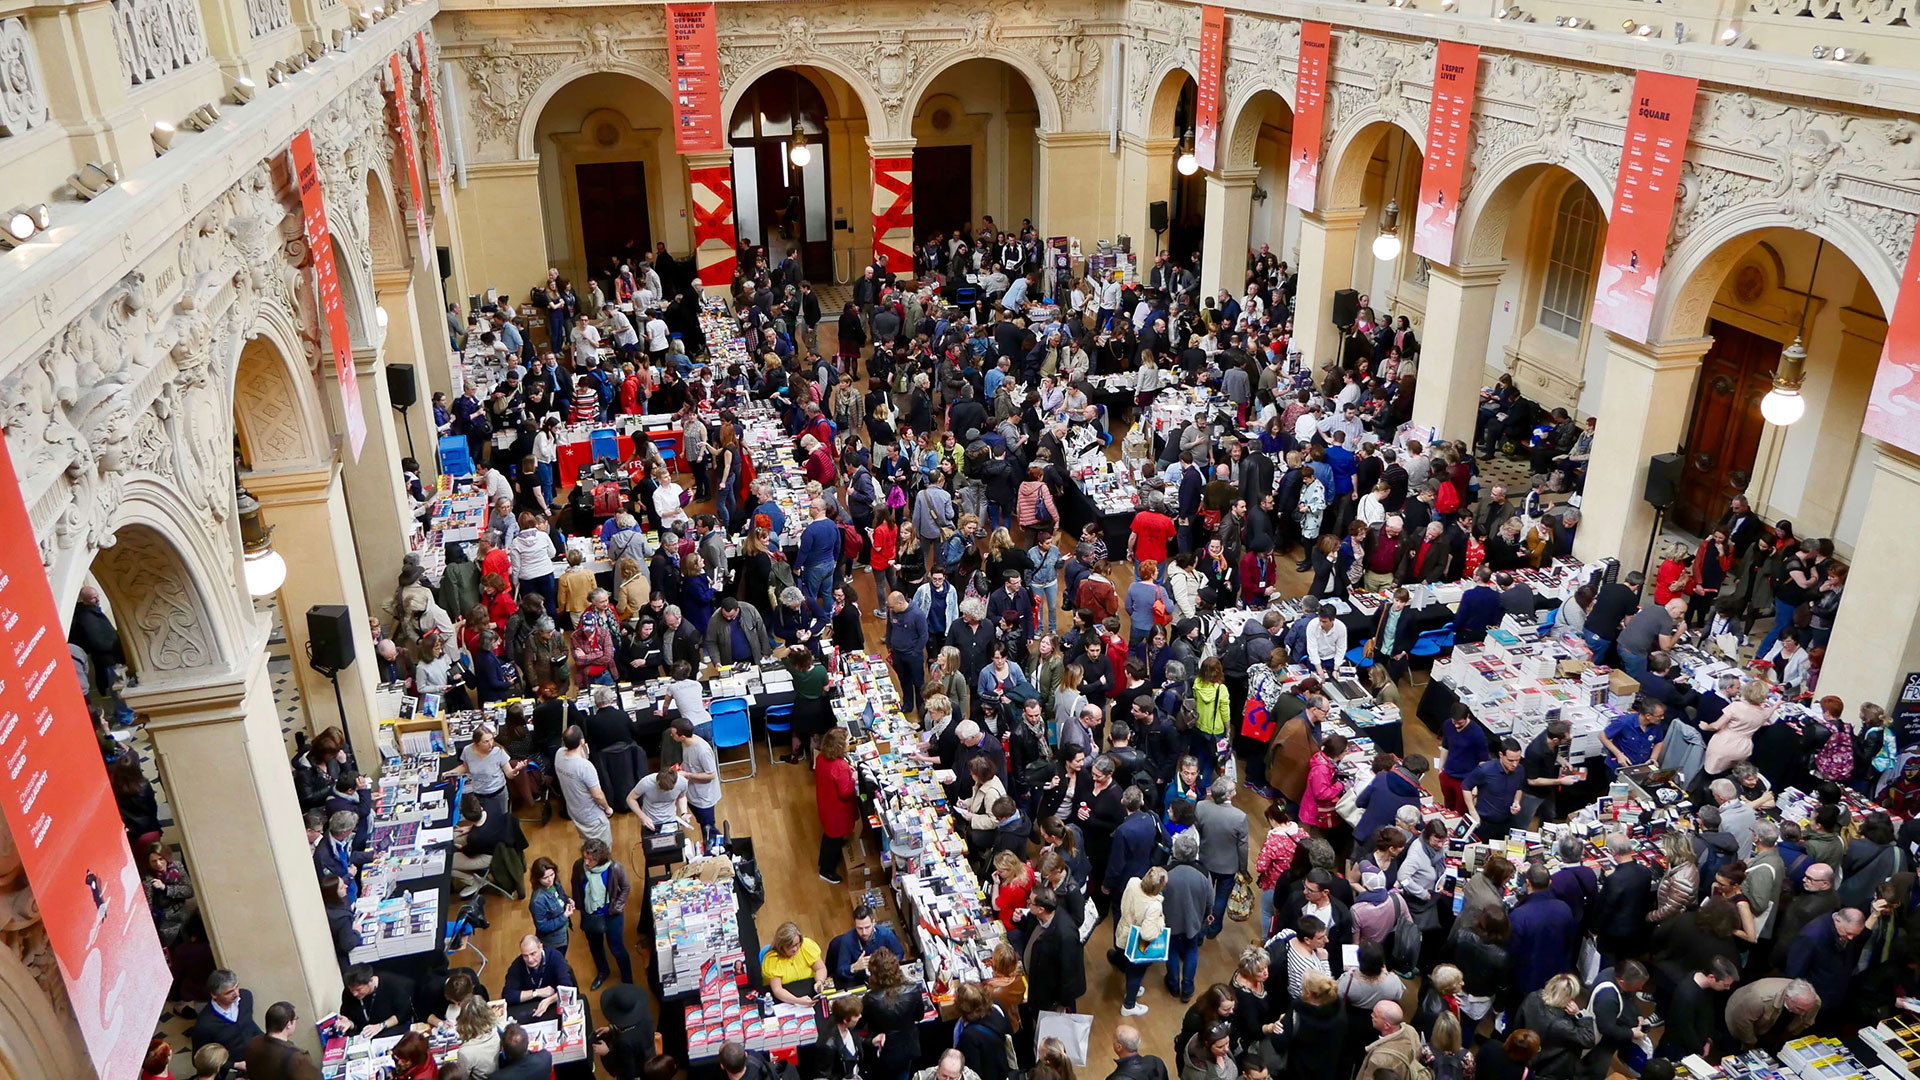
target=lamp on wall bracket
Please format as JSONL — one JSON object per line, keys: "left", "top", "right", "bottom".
{"left": 1762, "top": 237, "right": 1823, "bottom": 427}
{"left": 1175, "top": 129, "right": 1198, "bottom": 176}
{"left": 236, "top": 485, "right": 287, "bottom": 596}
{"left": 1372, "top": 136, "right": 1405, "bottom": 261}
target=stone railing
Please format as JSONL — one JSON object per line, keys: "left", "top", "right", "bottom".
{"left": 0, "top": 17, "right": 50, "bottom": 137}
{"left": 111, "top": 0, "right": 211, "bottom": 87}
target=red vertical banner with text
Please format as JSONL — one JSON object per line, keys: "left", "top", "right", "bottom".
{"left": 388, "top": 54, "right": 434, "bottom": 274}
{"left": 1194, "top": 6, "right": 1228, "bottom": 172}
{"left": 689, "top": 164, "right": 738, "bottom": 286}
{"left": 293, "top": 129, "right": 367, "bottom": 460}
{"left": 1862, "top": 216, "right": 1920, "bottom": 454}
{"left": 1590, "top": 71, "right": 1699, "bottom": 343}
{"left": 871, "top": 157, "right": 914, "bottom": 270}
{"left": 0, "top": 437, "right": 170, "bottom": 1080}
{"left": 1287, "top": 22, "right": 1332, "bottom": 211}
{"left": 415, "top": 33, "right": 447, "bottom": 189}
{"left": 667, "top": 4, "right": 724, "bottom": 154}
{"left": 1413, "top": 41, "right": 1479, "bottom": 265}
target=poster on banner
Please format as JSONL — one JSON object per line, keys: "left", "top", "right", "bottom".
{"left": 388, "top": 54, "right": 434, "bottom": 273}
{"left": 292, "top": 129, "right": 367, "bottom": 460}
{"left": 1413, "top": 42, "right": 1479, "bottom": 264}
{"left": 415, "top": 33, "right": 447, "bottom": 187}
{"left": 0, "top": 437, "right": 170, "bottom": 1080}
{"left": 1590, "top": 71, "right": 1699, "bottom": 342}
{"left": 1287, "top": 22, "right": 1332, "bottom": 211}
{"left": 1862, "top": 215, "right": 1920, "bottom": 456}
{"left": 1195, "top": 7, "right": 1228, "bottom": 172}
{"left": 667, "top": 4, "right": 723, "bottom": 154}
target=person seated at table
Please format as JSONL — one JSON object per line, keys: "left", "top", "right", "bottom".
{"left": 502, "top": 933, "right": 577, "bottom": 1020}
{"left": 418, "top": 969, "right": 490, "bottom": 1028}
{"left": 626, "top": 764, "right": 694, "bottom": 835}
{"left": 338, "top": 965, "right": 416, "bottom": 1039}
{"left": 825, "top": 902, "right": 905, "bottom": 986}
{"left": 763, "top": 921, "right": 828, "bottom": 1006}
{"left": 388, "top": 1031, "right": 438, "bottom": 1080}
{"left": 770, "top": 587, "right": 829, "bottom": 647}
{"left": 452, "top": 792, "right": 512, "bottom": 897}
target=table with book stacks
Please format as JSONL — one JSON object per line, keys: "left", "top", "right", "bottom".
{"left": 317, "top": 985, "right": 590, "bottom": 1079}
{"left": 1678, "top": 1038, "right": 1906, "bottom": 1080}
{"left": 650, "top": 850, "right": 771, "bottom": 1072}
{"left": 1193, "top": 607, "right": 1408, "bottom": 756}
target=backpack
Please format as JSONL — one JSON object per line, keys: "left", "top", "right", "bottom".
{"left": 837, "top": 522, "right": 864, "bottom": 562}
{"left": 1385, "top": 893, "right": 1422, "bottom": 975}
{"left": 1696, "top": 836, "right": 1735, "bottom": 888}
{"left": 1240, "top": 697, "right": 1275, "bottom": 742}
{"left": 592, "top": 481, "right": 624, "bottom": 518}
{"left": 1431, "top": 1049, "right": 1469, "bottom": 1080}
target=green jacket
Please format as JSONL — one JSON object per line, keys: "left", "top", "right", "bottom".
{"left": 1193, "top": 680, "right": 1231, "bottom": 737}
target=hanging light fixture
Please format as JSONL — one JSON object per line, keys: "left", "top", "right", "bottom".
{"left": 236, "top": 486, "right": 287, "bottom": 596}
{"left": 1762, "top": 238, "right": 1823, "bottom": 427}
{"left": 1373, "top": 135, "right": 1406, "bottom": 261}
{"left": 787, "top": 70, "right": 813, "bottom": 168}
{"left": 1176, "top": 129, "right": 1199, "bottom": 176}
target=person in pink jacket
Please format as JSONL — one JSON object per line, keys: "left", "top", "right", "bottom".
{"left": 1300, "top": 733, "right": 1351, "bottom": 841}
{"left": 1702, "top": 679, "right": 1776, "bottom": 775}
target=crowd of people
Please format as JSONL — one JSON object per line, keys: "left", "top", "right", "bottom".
{"left": 116, "top": 222, "right": 1909, "bottom": 1080}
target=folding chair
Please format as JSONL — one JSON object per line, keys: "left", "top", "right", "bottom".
{"left": 764, "top": 702, "right": 794, "bottom": 762}
{"left": 590, "top": 428, "right": 621, "bottom": 463}
{"left": 711, "top": 698, "right": 756, "bottom": 781}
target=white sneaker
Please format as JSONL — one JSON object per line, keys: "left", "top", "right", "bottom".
{"left": 1120, "top": 1003, "right": 1149, "bottom": 1017}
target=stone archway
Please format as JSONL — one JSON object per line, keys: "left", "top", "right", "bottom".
{"left": 89, "top": 519, "right": 234, "bottom": 688}
{"left": 905, "top": 58, "right": 1044, "bottom": 246}
{"left": 528, "top": 70, "right": 681, "bottom": 290}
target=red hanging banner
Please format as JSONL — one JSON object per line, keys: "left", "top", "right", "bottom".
{"left": 689, "top": 163, "right": 738, "bottom": 285}
{"left": 1863, "top": 215, "right": 1920, "bottom": 454}
{"left": 415, "top": 32, "right": 447, "bottom": 187}
{"left": 871, "top": 156, "right": 915, "bottom": 269}
{"left": 667, "top": 3, "right": 724, "bottom": 154}
{"left": 1195, "top": 6, "right": 1228, "bottom": 172}
{"left": 1590, "top": 71, "right": 1699, "bottom": 343}
{"left": 292, "top": 129, "right": 367, "bottom": 460}
{"left": 388, "top": 53, "right": 434, "bottom": 273}
{"left": 1413, "top": 41, "right": 1479, "bottom": 265}
{"left": 0, "top": 437, "right": 170, "bottom": 1080}
{"left": 1287, "top": 22, "right": 1332, "bottom": 211}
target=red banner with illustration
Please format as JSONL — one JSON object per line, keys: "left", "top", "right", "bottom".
{"left": 1195, "top": 6, "right": 1228, "bottom": 172}
{"left": 388, "top": 53, "right": 433, "bottom": 274}
{"left": 689, "top": 163, "right": 738, "bottom": 286}
{"left": 0, "top": 437, "right": 170, "bottom": 1080}
{"left": 1590, "top": 71, "right": 1699, "bottom": 343}
{"left": 415, "top": 32, "right": 447, "bottom": 189}
{"left": 1413, "top": 41, "right": 1479, "bottom": 264}
{"left": 667, "top": 4, "right": 724, "bottom": 154}
{"left": 1862, "top": 214, "right": 1920, "bottom": 454}
{"left": 871, "top": 157, "right": 914, "bottom": 270}
{"left": 1287, "top": 22, "right": 1331, "bottom": 211}
{"left": 292, "top": 129, "right": 367, "bottom": 460}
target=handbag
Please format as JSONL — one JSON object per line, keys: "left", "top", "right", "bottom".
{"left": 1124, "top": 925, "right": 1171, "bottom": 963}
{"left": 1226, "top": 872, "right": 1256, "bottom": 921}
{"left": 1152, "top": 594, "right": 1171, "bottom": 626}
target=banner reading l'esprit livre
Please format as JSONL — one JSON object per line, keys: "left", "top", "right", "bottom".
{"left": 1287, "top": 22, "right": 1332, "bottom": 211}
{"left": 388, "top": 53, "right": 434, "bottom": 274}
{"left": 292, "top": 129, "right": 367, "bottom": 460}
{"left": 1590, "top": 70, "right": 1699, "bottom": 343}
{"left": 1862, "top": 215, "right": 1920, "bottom": 455}
{"left": 1413, "top": 41, "right": 1479, "bottom": 264}
{"left": 0, "top": 435, "right": 170, "bottom": 1080}
{"left": 667, "top": 3, "right": 724, "bottom": 154}
{"left": 1195, "top": 6, "right": 1228, "bottom": 173}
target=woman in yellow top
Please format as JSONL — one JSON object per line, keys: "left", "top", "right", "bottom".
{"left": 763, "top": 921, "right": 828, "bottom": 1006}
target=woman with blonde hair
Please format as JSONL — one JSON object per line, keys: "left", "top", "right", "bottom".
{"left": 1517, "top": 973, "right": 1597, "bottom": 1080}
{"left": 1648, "top": 831, "right": 1700, "bottom": 923}
{"left": 985, "top": 941, "right": 1026, "bottom": 1032}
{"left": 615, "top": 556, "right": 649, "bottom": 621}
{"left": 932, "top": 645, "right": 970, "bottom": 724}
{"left": 919, "top": 693, "right": 954, "bottom": 738}
{"left": 762, "top": 921, "right": 827, "bottom": 1007}
{"left": 989, "top": 850, "right": 1036, "bottom": 931}
{"left": 454, "top": 994, "right": 501, "bottom": 1077}
{"left": 1273, "top": 970, "right": 1346, "bottom": 1080}
{"left": 1113, "top": 866, "right": 1168, "bottom": 1016}
{"left": 1702, "top": 677, "right": 1775, "bottom": 777}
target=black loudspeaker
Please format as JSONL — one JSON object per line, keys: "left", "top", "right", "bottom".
{"left": 307, "top": 605, "right": 356, "bottom": 672}
{"left": 386, "top": 364, "right": 417, "bottom": 410}
{"left": 1148, "top": 201, "right": 1170, "bottom": 233}
{"left": 1331, "top": 288, "right": 1360, "bottom": 329}
{"left": 1644, "top": 453, "right": 1682, "bottom": 509}
{"left": 436, "top": 246, "right": 452, "bottom": 282}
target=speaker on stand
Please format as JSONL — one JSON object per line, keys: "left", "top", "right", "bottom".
{"left": 387, "top": 363, "right": 418, "bottom": 461}
{"left": 306, "top": 605, "right": 356, "bottom": 734}
{"left": 1149, "top": 201, "right": 1169, "bottom": 258}
{"left": 1331, "top": 288, "right": 1360, "bottom": 330}
{"left": 1638, "top": 452, "right": 1682, "bottom": 583}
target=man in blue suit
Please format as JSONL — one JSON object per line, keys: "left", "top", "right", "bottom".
{"left": 1507, "top": 864, "right": 1579, "bottom": 999}
{"left": 313, "top": 808, "right": 374, "bottom": 901}
{"left": 1453, "top": 566, "right": 1503, "bottom": 644}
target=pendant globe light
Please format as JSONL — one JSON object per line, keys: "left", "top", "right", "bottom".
{"left": 787, "top": 70, "right": 813, "bottom": 167}
{"left": 1761, "top": 238, "right": 1823, "bottom": 427}
{"left": 1176, "top": 129, "right": 1199, "bottom": 176}
{"left": 1373, "top": 136, "right": 1406, "bottom": 261}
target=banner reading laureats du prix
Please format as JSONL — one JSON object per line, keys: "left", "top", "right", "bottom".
{"left": 1194, "top": 6, "right": 1228, "bottom": 172}
{"left": 0, "top": 437, "right": 170, "bottom": 1080}
{"left": 388, "top": 53, "right": 434, "bottom": 274}
{"left": 292, "top": 129, "right": 368, "bottom": 460}
{"left": 1287, "top": 22, "right": 1332, "bottom": 211}
{"left": 667, "top": 3, "right": 724, "bottom": 154}
{"left": 1413, "top": 41, "right": 1479, "bottom": 264}
{"left": 1861, "top": 215, "right": 1920, "bottom": 455}
{"left": 1590, "top": 71, "right": 1699, "bottom": 342}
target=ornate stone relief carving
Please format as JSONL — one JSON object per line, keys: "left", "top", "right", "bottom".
{"left": 246, "top": 0, "right": 291, "bottom": 40}
{"left": 110, "top": 0, "right": 211, "bottom": 88}
{"left": 94, "top": 530, "right": 218, "bottom": 673}
{"left": 0, "top": 17, "right": 50, "bottom": 137}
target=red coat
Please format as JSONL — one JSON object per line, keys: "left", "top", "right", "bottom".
{"left": 1106, "top": 635, "right": 1129, "bottom": 693}
{"left": 816, "top": 757, "right": 859, "bottom": 838}
{"left": 804, "top": 447, "right": 838, "bottom": 487}
{"left": 993, "top": 866, "right": 1035, "bottom": 931}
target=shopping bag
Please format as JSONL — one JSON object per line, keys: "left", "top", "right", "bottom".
{"left": 1576, "top": 935, "right": 1601, "bottom": 985}
{"left": 1226, "top": 872, "right": 1256, "bottom": 922}
{"left": 1035, "top": 1011, "right": 1092, "bottom": 1066}
{"left": 1124, "top": 926, "right": 1171, "bottom": 963}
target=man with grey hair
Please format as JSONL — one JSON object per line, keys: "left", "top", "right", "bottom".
{"left": 1711, "top": 777, "right": 1756, "bottom": 858}
{"left": 190, "top": 968, "right": 263, "bottom": 1059}
{"left": 1786, "top": 906, "right": 1872, "bottom": 1010}
{"left": 1060, "top": 701, "right": 1103, "bottom": 758}
{"left": 315, "top": 809, "right": 370, "bottom": 899}
{"left": 1163, "top": 828, "right": 1213, "bottom": 1001}
{"left": 554, "top": 724, "right": 613, "bottom": 847}
{"left": 1746, "top": 820, "right": 1786, "bottom": 941}
{"left": 1726, "top": 977, "right": 1822, "bottom": 1049}
{"left": 1194, "top": 777, "right": 1249, "bottom": 938}
{"left": 1595, "top": 831, "right": 1657, "bottom": 967}
{"left": 660, "top": 603, "right": 702, "bottom": 670}
{"left": 1697, "top": 671, "right": 1744, "bottom": 731}
{"left": 1108, "top": 1024, "right": 1170, "bottom": 1080}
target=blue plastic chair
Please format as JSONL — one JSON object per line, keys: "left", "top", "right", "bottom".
{"left": 1345, "top": 645, "right": 1374, "bottom": 670}
{"left": 589, "top": 428, "right": 621, "bottom": 463}
{"left": 764, "top": 702, "right": 794, "bottom": 760}
{"left": 711, "top": 697, "right": 756, "bottom": 781}
{"left": 1407, "top": 628, "right": 1453, "bottom": 686}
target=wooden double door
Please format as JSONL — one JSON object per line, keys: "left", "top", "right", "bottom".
{"left": 1671, "top": 319, "right": 1778, "bottom": 536}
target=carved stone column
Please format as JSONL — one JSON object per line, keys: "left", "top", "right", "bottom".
{"left": 452, "top": 162, "right": 546, "bottom": 306}
{"left": 1117, "top": 134, "right": 1178, "bottom": 256}
{"left": 1033, "top": 131, "right": 1110, "bottom": 249}
{"left": 1411, "top": 261, "right": 1508, "bottom": 441}
{"left": 127, "top": 651, "right": 342, "bottom": 1053}
{"left": 1572, "top": 332, "right": 1712, "bottom": 573}
{"left": 331, "top": 344, "right": 414, "bottom": 613}
{"left": 1818, "top": 444, "right": 1920, "bottom": 711}
{"left": 245, "top": 464, "right": 384, "bottom": 764}
{"left": 1291, "top": 207, "right": 1367, "bottom": 369}
{"left": 375, "top": 269, "right": 440, "bottom": 484}
{"left": 405, "top": 225, "right": 460, "bottom": 478}
{"left": 1199, "top": 168, "right": 1259, "bottom": 302}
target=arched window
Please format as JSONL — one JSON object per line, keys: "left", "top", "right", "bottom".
{"left": 1538, "top": 185, "right": 1601, "bottom": 337}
